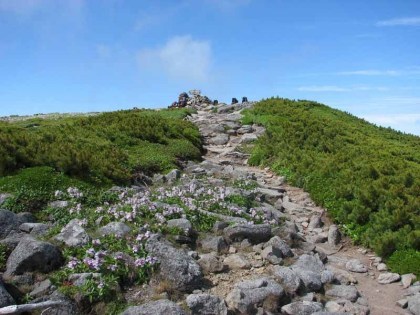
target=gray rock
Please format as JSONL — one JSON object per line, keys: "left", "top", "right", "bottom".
{"left": 213, "top": 221, "right": 229, "bottom": 232}
{"left": 55, "top": 219, "right": 90, "bottom": 247}
{"left": 19, "top": 222, "right": 50, "bottom": 237}
{"left": 377, "top": 272, "right": 400, "bottom": 284}
{"left": 264, "top": 236, "right": 294, "bottom": 258}
{"left": 0, "top": 279, "right": 15, "bottom": 308}
{"left": 256, "top": 188, "right": 282, "bottom": 204}
{"left": 201, "top": 236, "right": 228, "bottom": 254}
{"left": 345, "top": 259, "right": 368, "bottom": 273}
{"left": 41, "top": 290, "right": 80, "bottom": 315}
{"left": 376, "top": 263, "right": 387, "bottom": 271}
{"left": 167, "top": 219, "right": 193, "bottom": 236}
{"left": 198, "top": 253, "right": 226, "bottom": 274}
{"left": 226, "top": 277, "right": 284, "bottom": 314}
{"left": 261, "top": 245, "right": 283, "bottom": 265}
{"left": 293, "top": 254, "right": 325, "bottom": 273}
{"left": 321, "top": 270, "right": 335, "bottom": 284}
{"left": 224, "top": 254, "right": 251, "bottom": 270}
{"left": 146, "top": 235, "right": 203, "bottom": 292}
{"left": 325, "top": 284, "right": 360, "bottom": 302}
{"left": 99, "top": 222, "right": 131, "bottom": 238}
{"left": 224, "top": 224, "right": 271, "bottom": 244}
{"left": 0, "top": 232, "right": 26, "bottom": 251}
{"left": 5, "top": 238, "right": 63, "bottom": 276}
{"left": 186, "top": 293, "right": 227, "bottom": 315}
{"left": 240, "top": 133, "right": 258, "bottom": 143}
{"left": 281, "top": 301, "right": 323, "bottom": 315}
{"left": 165, "top": 169, "right": 181, "bottom": 183}
{"left": 121, "top": 299, "right": 187, "bottom": 315}
{"left": 210, "top": 134, "right": 229, "bottom": 145}
{"left": 308, "top": 215, "right": 323, "bottom": 230}
{"left": 0, "top": 209, "right": 27, "bottom": 239}
{"left": 29, "top": 279, "right": 52, "bottom": 298}
{"left": 236, "top": 125, "right": 253, "bottom": 134}
{"left": 328, "top": 225, "right": 341, "bottom": 246}
{"left": 0, "top": 193, "right": 12, "bottom": 206}
{"left": 293, "top": 268, "right": 323, "bottom": 292}
{"left": 68, "top": 273, "right": 101, "bottom": 287}
{"left": 48, "top": 200, "right": 69, "bottom": 209}
{"left": 269, "top": 266, "right": 302, "bottom": 294}
{"left": 401, "top": 273, "right": 416, "bottom": 289}
{"left": 408, "top": 294, "right": 420, "bottom": 315}
{"left": 396, "top": 298, "right": 408, "bottom": 308}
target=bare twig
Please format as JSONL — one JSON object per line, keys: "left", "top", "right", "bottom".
{"left": 0, "top": 300, "right": 63, "bottom": 314}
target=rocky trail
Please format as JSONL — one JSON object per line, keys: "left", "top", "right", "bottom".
{"left": 0, "top": 98, "right": 419, "bottom": 315}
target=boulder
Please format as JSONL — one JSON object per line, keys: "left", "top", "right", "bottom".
{"left": 145, "top": 235, "right": 203, "bottom": 292}
{"left": 19, "top": 222, "right": 50, "bottom": 237}
{"left": 5, "top": 238, "right": 63, "bottom": 276}
{"left": 325, "top": 285, "right": 360, "bottom": 302}
{"left": 376, "top": 263, "right": 388, "bottom": 271}
{"left": 281, "top": 301, "right": 323, "bottom": 315}
{"left": 345, "top": 259, "right": 368, "bottom": 273}
{"left": 408, "top": 293, "right": 420, "bottom": 315}
{"left": 224, "top": 224, "right": 271, "bottom": 244}
{"left": 0, "top": 210, "right": 26, "bottom": 239}
{"left": 256, "top": 188, "right": 282, "bottom": 204}
{"left": 328, "top": 225, "right": 341, "bottom": 246}
{"left": 264, "top": 236, "right": 294, "bottom": 258}
{"left": 121, "top": 299, "right": 187, "bottom": 315}
{"left": 167, "top": 219, "right": 193, "bottom": 237}
{"left": 201, "top": 236, "right": 228, "bottom": 254}
{"left": 224, "top": 254, "right": 251, "bottom": 270}
{"left": 186, "top": 293, "right": 228, "bottom": 315}
{"left": 210, "top": 134, "right": 229, "bottom": 146}
{"left": 41, "top": 290, "right": 80, "bottom": 315}
{"left": 261, "top": 245, "right": 283, "bottom": 265}
{"left": 29, "top": 279, "right": 53, "bottom": 298}
{"left": 55, "top": 219, "right": 90, "bottom": 247}
{"left": 0, "top": 279, "right": 15, "bottom": 308}
{"left": 292, "top": 254, "right": 325, "bottom": 273}
{"left": 198, "top": 253, "right": 226, "bottom": 274}
{"left": 99, "top": 222, "right": 131, "bottom": 238}
{"left": 269, "top": 266, "right": 302, "bottom": 294}
{"left": 226, "top": 277, "right": 284, "bottom": 314}
{"left": 377, "top": 272, "right": 400, "bottom": 284}
{"left": 165, "top": 169, "right": 181, "bottom": 183}
{"left": 308, "top": 215, "right": 323, "bottom": 230}
{"left": 402, "top": 273, "right": 416, "bottom": 289}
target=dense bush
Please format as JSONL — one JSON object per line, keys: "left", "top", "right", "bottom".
{"left": 0, "top": 109, "right": 202, "bottom": 184}
{"left": 243, "top": 98, "right": 420, "bottom": 270}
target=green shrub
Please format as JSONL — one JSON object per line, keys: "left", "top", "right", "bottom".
{"left": 387, "top": 249, "right": 420, "bottom": 278}
{"left": 243, "top": 97, "right": 420, "bottom": 272}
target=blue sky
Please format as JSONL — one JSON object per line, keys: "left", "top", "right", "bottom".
{"left": 0, "top": 0, "right": 419, "bottom": 135}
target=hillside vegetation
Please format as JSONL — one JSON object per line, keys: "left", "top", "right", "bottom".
{"left": 0, "top": 108, "right": 202, "bottom": 212}
{"left": 242, "top": 97, "right": 420, "bottom": 274}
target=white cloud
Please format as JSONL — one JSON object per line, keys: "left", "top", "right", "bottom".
{"left": 376, "top": 17, "right": 420, "bottom": 26}
{"left": 363, "top": 113, "right": 420, "bottom": 125}
{"left": 137, "top": 35, "right": 212, "bottom": 82}
{"left": 298, "top": 86, "right": 388, "bottom": 92}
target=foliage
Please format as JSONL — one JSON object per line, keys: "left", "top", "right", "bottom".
{"left": 0, "top": 108, "right": 201, "bottom": 184}
{"left": 0, "top": 244, "right": 7, "bottom": 271}
{"left": 387, "top": 249, "right": 420, "bottom": 278}
{"left": 243, "top": 97, "right": 420, "bottom": 271}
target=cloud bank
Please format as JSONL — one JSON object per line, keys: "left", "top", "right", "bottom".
{"left": 376, "top": 17, "right": 420, "bottom": 26}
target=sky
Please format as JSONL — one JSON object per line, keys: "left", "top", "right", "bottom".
{"left": 0, "top": 0, "right": 419, "bottom": 135}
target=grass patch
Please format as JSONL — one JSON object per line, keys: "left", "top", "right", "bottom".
{"left": 387, "top": 249, "right": 420, "bottom": 278}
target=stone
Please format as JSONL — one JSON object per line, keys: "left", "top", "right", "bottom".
{"left": 68, "top": 273, "right": 101, "bottom": 287}
{"left": 292, "top": 254, "right": 325, "bottom": 273}
{"left": 269, "top": 266, "right": 302, "bottom": 294}
{"left": 396, "top": 298, "right": 408, "bottom": 308}
{"left": 165, "top": 169, "right": 181, "bottom": 183}
{"left": 41, "top": 290, "right": 80, "bottom": 315}
{"left": 377, "top": 272, "right": 401, "bottom": 284}
{"left": 308, "top": 215, "right": 323, "bottom": 230}
{"left": 408, "top": 294, "right": 420, "bottom": 315}
{"left": 167, "top": 218, "right": 193, "bottom": 236}
{"left": 19, "top": 222, "right": 50, "bottom": 237}
{"left": 198, "top": 253, "right": 226, "bottom": 274}
{"left": 281, "top": 301, "right": 323, "bottom": 315}
{"left": 321, "top": 270, "right": 335, "bottom": 284}
{"left": 121, "top": 299, "right": 187, "bottom": 315}
{"left": 186, "top": 293, "right": 228, "bottom": 315}
{"left": 224, "top": 254, "right": 251, "bottom": 270}
{"left": 55, "top": 219, "right": 90, "bottom": 247}
{"left": 5, "top": 238, "right": 63, "bottom": 276}
{"left": 327, "top": 266, "right": 357, "bottom": 284}
{"left": 261, "top": 245, "right": 283, "bottom": 264}
{"left": 325, "top": 284, "right": 360, "bottom": 302}
{"left": 0, "top": 279, "right": 15, "bottom": 308}
{"left": 237, "top": 125, "right": 253, "bottom": 134}
{"left": 213, "top": 221, "right": 229, "bottom": 232}
{"left": 401, "top": 273, "right": 416, "bottom": 289}
{"left": 325, "top": 301, "right": 342, "bottom": 313}
{"left": 240, "top": 133, "right": 258, "bottom": 143}
{"left": 210, "top": 134, "right": 229, "bottom": 145}
{"left": 345, "top": 259, "right": 368, "bottom": 273}
{"left": 0, "top": 209, "right": 32, "bottom": 239}
{"left": 264, "top": 236, "right": 294, "bottom": 258}
{"left": 201, "top": 236, "right": 228, "bottom": 254}
{"left": 29, "top": 279, "right": 52, "bottom": 298}
{"left": 0, "top": 193, "right": 12, "bottom": 206}
{"left": 224, "top": 224, "right": 271, "bottom": 244}
{"left": 376, "top": 263, "right": 387, "bottom": 271}
{"left": 328, "top": 225, "right": 341, "bottom": 246}
{"left": 48, "top": 200, "right": 69, "bottom": 209}
{"left": 145, "top": 234, "right": 203, "bottom": 292}
{"left": 99, "top": 222, "right": 131, "bottom": 238}
{"left": 293, "top": 268, "right": 323, "bottom": 292}
{"left": 226, "top": 277, "right": 284, "bottom": 314}
{"left": 256, "top": 188, "right": 282, "bottom": 204}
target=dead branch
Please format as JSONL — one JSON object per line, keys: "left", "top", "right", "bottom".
{"left": 0, "top": 300, "right": 63, "bottom": 314}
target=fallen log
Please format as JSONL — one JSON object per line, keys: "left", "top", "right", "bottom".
{"left": 0, "top": 300, "right": 63, "bottom": 314}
